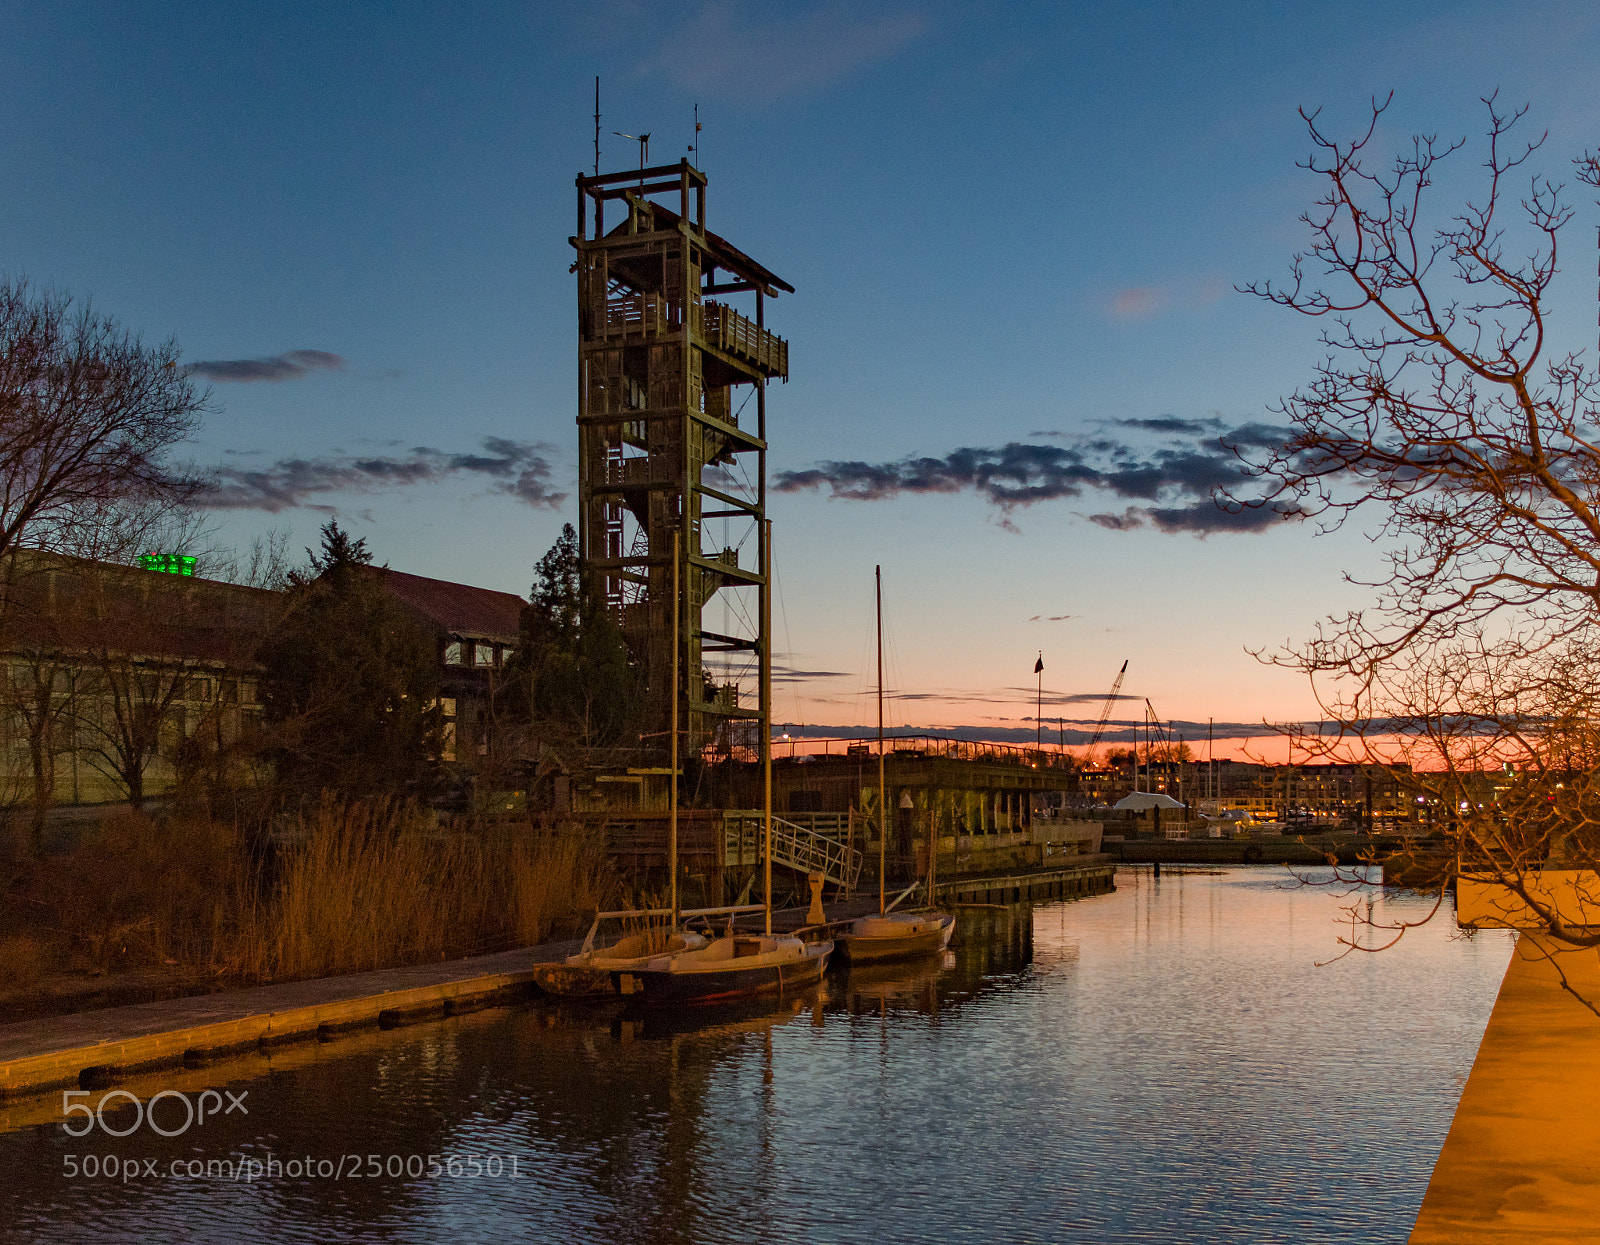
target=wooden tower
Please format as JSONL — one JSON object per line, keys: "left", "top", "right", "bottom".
{"left": 572, "top": 159, "right": 791, "bottom": 762}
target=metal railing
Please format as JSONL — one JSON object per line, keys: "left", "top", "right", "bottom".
{"left": 724, "top": 812, "right": 862, "bottom": 891}
{"left": 772, "top": 733, "right": 1078, "bottom": 773}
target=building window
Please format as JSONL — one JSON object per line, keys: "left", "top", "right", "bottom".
{"left": 475, "top": 644, "right": 495, "bottom": 668}
{"left": 444, "top": 641, "right": 465, "bottom": 666}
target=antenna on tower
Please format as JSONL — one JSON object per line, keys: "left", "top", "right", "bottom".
{"left": 690, "top": 102, "right": 701, "bottom": 165}
{"left": 613, "top": 131, "right": 649, "bottom": 170}
{"left": 593, "top": 77, "right": 600, "bottom": 176}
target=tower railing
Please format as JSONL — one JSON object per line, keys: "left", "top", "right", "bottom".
{"left": 602, "top": 292, "right": 679, "bottom": 339}
{"left": 702, "top": 302, "right": 788, "bottom": 379}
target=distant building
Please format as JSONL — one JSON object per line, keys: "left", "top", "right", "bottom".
{"left": 0, "top": 551, "right": 276, "bottom": 810}
{"left": 0, "top": 552, "right": 528, "bottom": 817}
{"left": 374, "top": 568, "right": 523, "bottom": 767}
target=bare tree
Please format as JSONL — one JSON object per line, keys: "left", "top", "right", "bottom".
{"left": 67, "top": 556, "right": 268, "bottom": 811}
{"left": 218, "top": 528, "right": 294, "bottom": 592}
{"left": 3, "top": 637, "right": 76, "bottom": 847}
{"left": 1239, "top": 94, "right": 1600, "bottom": 973}
{"left": 0, "top": 280, "right": 205, "bottom": 578}
{"left": 0, "top": 282, "right": 211, "bottom": 843}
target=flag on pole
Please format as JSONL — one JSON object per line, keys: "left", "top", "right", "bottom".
{"left": 1034, "top": 655, "right": 1044, "bottom": 674}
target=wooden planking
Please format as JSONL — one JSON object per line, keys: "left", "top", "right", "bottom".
{"left": 0, "top": 943, "right": 578, "bottom": 1103}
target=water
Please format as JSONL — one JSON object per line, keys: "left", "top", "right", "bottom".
{"left": 0, "top": 867, "right": 1513, "bottom": 1244}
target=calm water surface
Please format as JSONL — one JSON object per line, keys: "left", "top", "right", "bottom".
{"left": 1, "top": 867, "right": 1513, "bottom": 1243}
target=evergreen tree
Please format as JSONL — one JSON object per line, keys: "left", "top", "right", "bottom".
{"left": 258, "top": 521, "right": 442, "bottom": 798}
{"left": 511, "top": 523, "right": 643, "bottom": 747}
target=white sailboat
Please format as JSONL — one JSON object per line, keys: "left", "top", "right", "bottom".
{"left": 626, "top": 521, "right": 833, "bottom": 1006}
{"left": 836, "top": 566, "right": 955, "bottom": 965}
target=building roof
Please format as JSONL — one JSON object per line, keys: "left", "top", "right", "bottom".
{"left": 3, "top": 551, "right": 278, "bottom": 666}
{"left": 1114, "top": 792, "right": 1187, "bottom": 811}
{"left": 377, "top": 568, "right": 524, "bottom": 643}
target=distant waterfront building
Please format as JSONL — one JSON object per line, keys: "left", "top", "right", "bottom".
{"left": 0, "top": 552, "right": 528, "bottom": 825}
{"left": 374, "top": 568, "right": 523, "bottom": 766}
{"left": 0, "top": 551, "right": 276, "bottom": 815}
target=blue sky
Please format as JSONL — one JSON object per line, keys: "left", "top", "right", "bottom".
{"left": 6, "top": 1, "right": 1600, "bottom": 754}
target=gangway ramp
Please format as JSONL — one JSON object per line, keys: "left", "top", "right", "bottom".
{"left": 724, "top": 811, "right": 862, "bottom": 893}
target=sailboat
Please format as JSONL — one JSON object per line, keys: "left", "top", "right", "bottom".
{"left": 835, "top": 565, "right": 955, "bottom": 965}
{"left": 529, "top": 911, "right": 708, "bottom": 998}
{"left": 625, "top": 522, "right": 834, "bottom": 1006}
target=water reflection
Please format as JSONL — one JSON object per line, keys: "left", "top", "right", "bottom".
{"left": 1, "top": 868, "right": 1513, "bottom": 1244}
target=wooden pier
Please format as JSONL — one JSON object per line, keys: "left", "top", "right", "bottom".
{"left": 0, "top": 856, "right": 1115, "bottom": 1109}
{"left": 934, "top": 855, "right": 1115, "bottom": 905}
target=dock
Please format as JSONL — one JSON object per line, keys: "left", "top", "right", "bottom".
{"left": 1409, "top": 933, "right": 1600, "bottom": 1244}
{"left": 0, "top": 941, "right": 578, "bottom": 1106}
{"left": 0, "top": 855, "right": 1116, "bottom": 1107}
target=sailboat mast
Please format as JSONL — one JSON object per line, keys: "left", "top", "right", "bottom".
{"left": 762, "top": 520, "right": 773, "bottom": 936}
{"left": 670, "top": 539, "right": 680, "bottom": 929}
{"left": 876, "top": 564, "right": 886, "bottom": 916}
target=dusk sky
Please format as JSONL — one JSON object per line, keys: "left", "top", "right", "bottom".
{"left": 7, "top": 1, "right": 1600, "bottom": 757}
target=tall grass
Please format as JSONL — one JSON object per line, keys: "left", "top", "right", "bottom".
{"left": 7, "top": 800, "right": 614, "bottom": 990}
{"left": 228, "top": 799, "right": 614, "bottom": 981}
{"left": 8, "top": 810, "right": 243, "bottom": 973}
{"left": 508, "top": 832, "right": 610, "bottom": 948}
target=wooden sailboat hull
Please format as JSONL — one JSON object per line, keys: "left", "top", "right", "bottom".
{"left": 528, "top": 964, "right": 620, "bottom": 998}
{"left": 529, "top": 930, "right": 710, "bottom": 998}
{"left": 630, "top": 941, "right": 833, "bottom": 1007}
{"left": 835, "top": 914, "right": 956, "bottom": 965}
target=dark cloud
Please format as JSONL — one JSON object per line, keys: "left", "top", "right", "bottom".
{"left": 773, "top": 419, "right": 1306, "bottom": 536}
{"left": 200, "top": 438, "right": 567, "bottom": 513}
{"left": 1029, "top": 614, "right": 1073, "bottom": 622}
{"left": 188, "top": 349, "right": 346, "bottom": 383}
{"left": 775, "top": 442, "right": 1106, "bottom": 506}
{"left": 1114, "top": 416, "right": 1223, "bottom": 435}
{"left": 1219, "top": 421, "right": 1294, "bottom": 449}
{"left": 772, "top": 666, "right": 852, "bottom": 682}
{"left": 1089, "top": 499, "right": 1302, "bottom": 536}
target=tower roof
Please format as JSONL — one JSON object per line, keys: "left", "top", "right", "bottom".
{"left": 602, "top": 200, "right": 794, "bottom": 296}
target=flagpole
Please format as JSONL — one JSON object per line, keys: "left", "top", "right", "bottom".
{"left": 1034, "top": 652, "right": 1043, "bottom": 762}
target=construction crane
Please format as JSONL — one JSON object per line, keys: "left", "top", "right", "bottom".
{"left": 1084, "top": 660, "right": 1128, "bottom": 767}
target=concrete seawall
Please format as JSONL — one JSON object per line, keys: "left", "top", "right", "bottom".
{"left": 1409, "top": 934, "right": 1600, "bottom": 1244}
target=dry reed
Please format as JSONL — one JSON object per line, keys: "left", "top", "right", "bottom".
{"left": 9, "top": 799, "right": 613, "bottom": 989}
{"left": 226, "top": 798, "right": 612, "bottom": 981}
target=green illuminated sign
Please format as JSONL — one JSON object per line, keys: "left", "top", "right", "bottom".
{"left": 140, "top": 553, "right": 196, "bottom": 576}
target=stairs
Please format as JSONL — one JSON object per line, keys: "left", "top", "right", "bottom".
{"left": 724, "top": 813, "right": 862, "bottom": 892}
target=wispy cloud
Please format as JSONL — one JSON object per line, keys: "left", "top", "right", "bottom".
{"left": 638, "top": 2, "right": 925, "bottom": 102}
{"left": 773, "top": 664, "right": 852, "bottom": 683}
{"left": 200, "top": 437, "right": 567, "bottom": 512}
{"left": 1104, "top": 277, "right": 1227, "bottom": 321}
{"left": 1087, "top": 501, "right": 1298, "bottom": 534}
{"left": 1029, "top": 614, "right": 1074, "bottom": 622}
{"left": 1109, "top": 287, "right": 1169, "bottom": 319}
{"left": 188, "top": 349, "right": 345, "bottom": 383}
{"left": 772, "top": 419, "right": 1302, "bottom": 535}
{"left": 1114, "top": 416, "right": 1223, "bottom": 435}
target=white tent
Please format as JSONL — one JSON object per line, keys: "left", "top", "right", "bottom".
{"left": 1114, "top": 791, "right": 1186, "bottom": 812}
